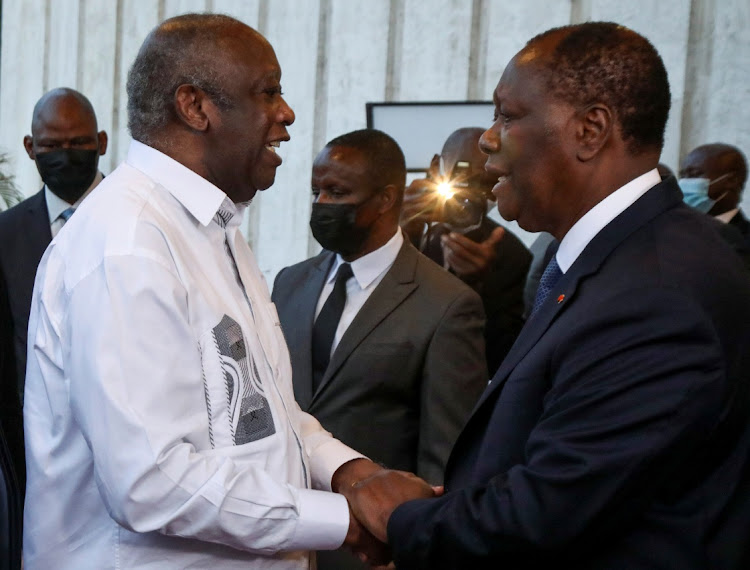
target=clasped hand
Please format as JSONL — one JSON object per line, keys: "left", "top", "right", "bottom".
{"left": 333, "top": 459, "right": 441, "bottom": 566}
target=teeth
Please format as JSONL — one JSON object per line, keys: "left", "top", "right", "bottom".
{"left": 265, "top": 141, "right": 280, "bottom": 153}
{"left": 497, "top": 175, "right": 509, "bottom": 184}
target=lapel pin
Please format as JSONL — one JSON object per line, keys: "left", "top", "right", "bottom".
{"left": 557, "top": 294, "right": 565, "bottom": 303}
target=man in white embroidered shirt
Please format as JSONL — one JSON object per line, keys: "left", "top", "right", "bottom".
{"left": 22, "top": 13, "right": 435, "bottom": 569}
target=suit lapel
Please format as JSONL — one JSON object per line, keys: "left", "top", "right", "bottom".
{"left": 291, "top": 252, "right": 333, "bottom": 410}
{"left": 25, "top": 190, "right": 53, "bottom": 261}
{"left": 467, "top": 178, "right": 685, "bottom": 419}
{"left": 311, "top": 240, "right": 418, "bottom": 404}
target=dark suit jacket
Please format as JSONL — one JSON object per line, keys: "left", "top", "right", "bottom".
{"left": 0, "top": 274, "right": 22, "bottom": 570}
{"left": 422, "top": 218, "right": 531, "bottom": 375}
{"left": 273, "top": 238, "right": 487, "bottom": 484}
{"left": 0, "top": 189, "right": 50, "bottom": 494}
{"left": 388, "top": 178, "right": 750, "bottom": 569}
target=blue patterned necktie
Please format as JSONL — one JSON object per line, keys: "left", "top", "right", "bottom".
{"left": 531, "top": 256, "right": 563, "bottom": 317}
{"left": 58, "top": 207, "right": 75, "bottom": 223}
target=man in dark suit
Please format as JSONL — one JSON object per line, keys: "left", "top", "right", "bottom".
{"left": 272, "top": 129, "right": 487, "bottom": 569}
{"left": 0, "top": 87, "right": 107, "bottom": 493}
{"left": 402, "top": 128, "right": 532, "bottom": 375}
{"left": 679, "top": 143, "right": 749, "bottom": 248}
{"left": 0, "top": 276, "right": 22, "bottom": 570}
{"left": 344, "top": 23, "right": 750, "bottom": 569}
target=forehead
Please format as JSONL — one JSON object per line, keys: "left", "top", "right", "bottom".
{"left": 681, "top": 149, "right": 731, "bottom": 174}
{"left": 494, "top": 56, "right": 549, "bottom": 106}
{"left": 313, "top": 146, "right": 369, "bottom": 179}
{"left": 221, "top": 32, "right": 281, "bottom": 83}
{"left": 33, "top": 97, "right": 97, "bottom": 137}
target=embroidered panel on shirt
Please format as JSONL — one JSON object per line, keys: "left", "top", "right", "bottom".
{"left": 202, "top": 314, "right": 276, "bottom": 446}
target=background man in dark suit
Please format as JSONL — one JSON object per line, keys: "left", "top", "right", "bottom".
{"left": 344, "top": 23, "right": 750, "bottom": 569}
{"left": 679, "top": 142, "right": 749, "bottom": 247}
{"left": 402, "top": 128, "right": 531, "bottom": 375}
{"left": 272, "top": 129, "right": 487, "bottom": 569}
{"left": 0, "top": 87, "right": 107, "bottom": 495}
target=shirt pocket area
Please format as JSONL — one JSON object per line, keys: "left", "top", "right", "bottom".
{"left": 198, "top": 314, "right": 276, "bottom": 449}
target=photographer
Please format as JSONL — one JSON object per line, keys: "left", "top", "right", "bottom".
{"left": 401, "top": 127, "right": 531, "bottom": 375}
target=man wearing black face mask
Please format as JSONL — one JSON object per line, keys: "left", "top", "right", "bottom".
{"left": 272, "top": 129, "right": 487, "bottom": 570}
{"left": 0, "top": 87, "right": 107, "bottom": 498}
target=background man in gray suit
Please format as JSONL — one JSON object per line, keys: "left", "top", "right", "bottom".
{"left": 272, "top": 129, "right": 487, "bottom": 569}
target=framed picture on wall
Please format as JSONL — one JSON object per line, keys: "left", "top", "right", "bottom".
{"left": 366, "top": 101, "right": 494, "bottom": 173}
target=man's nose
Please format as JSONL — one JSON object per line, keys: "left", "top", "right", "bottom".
{"left": 279, "top": 97, "right": 295, "bottom": 126}
{"left": 479, "top": 128, "right": 499, "bottom": 155}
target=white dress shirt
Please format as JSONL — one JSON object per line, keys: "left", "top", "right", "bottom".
{"left": 315, "top": 228, "right": 403, "bottom": 356}
{"left": 45, "top": 170, "right": 103, "bottom": 237}
{"left": 556, "top": 168, "right": 661, "bottom": 272}
{"left": 715, "top": 208, "right": 739, "bottom": 224}
{"left": 23, "top": 140, "right": 362, "bottom": 569}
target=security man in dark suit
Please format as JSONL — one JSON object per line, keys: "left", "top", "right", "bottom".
{"left": 272, "top": 129, "right": 487, "bottom": 570}
{"left": 0, "top": 87, "right": 107, "bottom": 495}
{"left": 343, "top": 23, "right": 750, "bottom": 569}
{"left": 679, "top": 143, "right": 750, "bottom": 248}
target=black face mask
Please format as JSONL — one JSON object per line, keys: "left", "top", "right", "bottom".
{"left": 35, "top": 149, "right": 99, "bottom": 204}
{"left": 309, "top": 202, "right": 371, "bottom": 257}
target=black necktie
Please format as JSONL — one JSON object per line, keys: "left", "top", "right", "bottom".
{"left": 530, "top": 256, "right": 563, "bottom": 317}
{"left": 312, "top": 263, "right": 353, "bottom": 392}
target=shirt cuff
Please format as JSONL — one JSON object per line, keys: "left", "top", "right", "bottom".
{"left": 308, "top": 438, "right": 366, "bottom": 491}
{"left": 290, "top": 488, "right": 350, "bottom": 551}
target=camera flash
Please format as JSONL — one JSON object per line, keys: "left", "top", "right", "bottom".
{"left": 436, "top": 181, "right": 455, "bottom": 199}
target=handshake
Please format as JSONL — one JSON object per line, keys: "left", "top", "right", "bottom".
{"left": 331, "top": 458, "right": 443, "bottom": 567}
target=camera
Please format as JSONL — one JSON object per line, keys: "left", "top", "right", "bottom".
{"left": 433, "top": 161, "right": 486, "bottom": 233}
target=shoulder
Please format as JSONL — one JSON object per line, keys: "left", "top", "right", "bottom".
{"left": 409, "top": 246, "right": 482, "bottom": 308}
{"left": 273, "top": 250, "right": 331, "bottom": 291}
{"left": 0, "top": 189, "right": 44, "bottom": 229}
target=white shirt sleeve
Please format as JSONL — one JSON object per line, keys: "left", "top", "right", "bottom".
{"left": 57, "top": 253, "right": 351, "bottom": 555}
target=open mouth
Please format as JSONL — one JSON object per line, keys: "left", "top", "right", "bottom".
{"left": 265, "top": 141, "right": 281, "bottom": 153}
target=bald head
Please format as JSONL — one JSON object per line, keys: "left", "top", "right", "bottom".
{"left": 126, "top": 13, "right": 266, "bottom": 148}
{"left": 523, "top": 22, "right": 670, "bottom": 156}
{"left": 679, "top": 143, "right": 748, "bottom": 214}
{"left": 31, "top": 88, "right": 98, "bottom": 136}
{"left": 441, "top": 127, "right": 495, "bottom": 199}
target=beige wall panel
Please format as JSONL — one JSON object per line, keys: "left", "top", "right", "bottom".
{"left": 252, "top": 0, "right": 321, "bottom": 280}
{"left": 398, "top": 0, "right": 473, "bottom": 101}
{"left": 323, "top": 0, "right": 389, "bottom": 141}
{"left": 46, "top": 0, "right": 80, "bottom": 92}
{"left": 80, "top": 0, "right": 118, "bottom": 175}
{"left": 163, "top": 0, "right": 210, "bottom": 19}
{"left": 212, "top": 0, "right": 261, "bottom": 27}
{"left": 0, "top": 0, "right": 47, "bottom": 198}
{"left": 113, "top": 1, "right": 160, "bottom": 165}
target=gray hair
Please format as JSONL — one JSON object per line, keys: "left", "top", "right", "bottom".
{"left": 126, "top": 13, "right": 247, "bottom": 148}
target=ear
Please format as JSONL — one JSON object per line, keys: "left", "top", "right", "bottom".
{"left": 97, "top": 131, "right": 108, "bottom": 156}
{"left": 377, "top": 184, "right": 399, "bottom": 214}
{"left": 575, "top": 103, "right": 613, "bottom": 162}
{"left": 173, "top": 84, "right": 211, "bottom": 132}
{"left": 23, "top": 135, "right": 35, "bottom": 160}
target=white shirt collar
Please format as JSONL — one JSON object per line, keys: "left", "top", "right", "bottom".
{"left": 126, "top": 139, "right": 230, "bottom": 227}
{"left": 327, "top": 228, "right": 404, "bottom": 289}
{"left": 556, "top": 168, "right": 661, "bottom": 273}
{"left": 45, "top": 170, "right": 103, "bottom": 224}
{"left": 715, "top": 208, "right": 739, "bottom": 224}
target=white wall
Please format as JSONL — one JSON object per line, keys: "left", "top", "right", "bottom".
{"left": 2, "top": 0, "right": 749, "bottom": 281}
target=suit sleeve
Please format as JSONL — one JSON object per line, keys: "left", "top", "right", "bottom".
{"left": 389, "top": 287, "right": 726, "bottom": 568}
{"left": 417, "top": 287, "right": 487, "bottom": 485}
